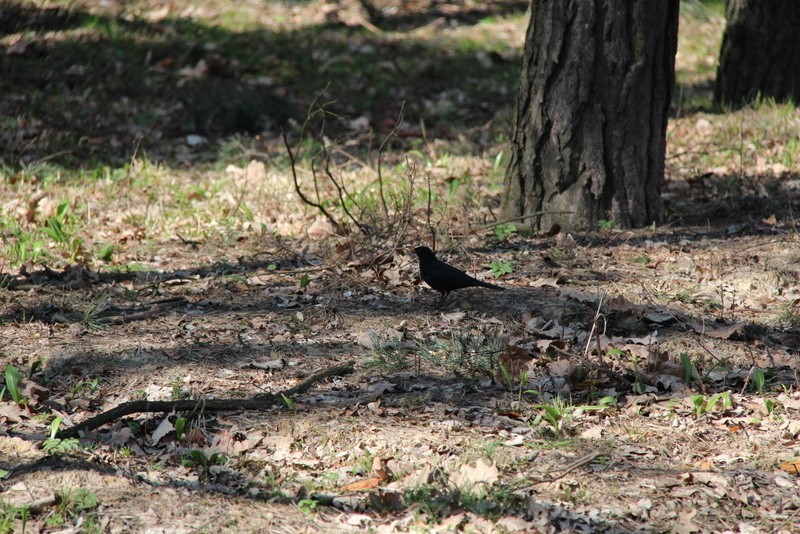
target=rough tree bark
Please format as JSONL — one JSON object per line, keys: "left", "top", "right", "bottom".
{"left": 502, "top": 1, "right": 680, "bottom": 231}
{"left": 714, "top": 0, "right": 800, "bottom": 107}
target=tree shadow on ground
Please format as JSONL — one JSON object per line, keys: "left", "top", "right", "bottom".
{"left": 2, "top": 451, "right": 657, "bottom": 532}
{"left": 0, "top": 0, "right": 526, "bottom": 170}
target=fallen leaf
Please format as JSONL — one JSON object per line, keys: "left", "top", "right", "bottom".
{"left": 688, "top": 320, "right": 747, "bottom": 340}
{"left": 150, "top": 416, "right": 174, "bottom": 445}
{"left": 346, "top": 514, "right": 372, "bottom": 526}
{"left": 0, "top": 403, "right": 28, "bottom": 424}
{"left": 496, "top": 516, "right": 535, "bottom": 532}
{"left": 580, "top": 425, "right": 604, "bottom": 439}
{"left": 372, "top": 457, "right": 392, "bottom": 482}
{"left": 307, "top": 216, "right": 341, "bottom": 239}
{"left": 264, "top": 435, "right": 294, "bottom": 461}
{"left": 340, "top": 476, "right": 381, "bottom": 491}
{"left": 497, "top": 345, "right": 533, "bottom": 384}
{"left": 504, "top": 435, "right": 525, "bottom": 446}
{"left": 779, "top": 460, "right": 800, "bottom": 476}
{"left": 449, "top": 459, "right": 499, "bottom": 488}
{"left": 441, "top": 311, "right": 466, "bottom": 323}
{"left": 213, "top": 429, "right": 257, "bottom": 455}
{"left": 644, "top": 312, "right": 675, "bottom": 324}
{"left": 547, "top": 359, "right": 574, "bottom": 377}
{"left": 672, "top": 508, "right": 700, "bottom": 534}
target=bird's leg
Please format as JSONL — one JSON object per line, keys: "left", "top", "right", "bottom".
{"left": 436, "top": 291, "right": 449, "bottom": 309}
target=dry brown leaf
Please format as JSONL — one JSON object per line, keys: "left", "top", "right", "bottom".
{"left": 0, "top": 402, "right": 28, "bottom": 424}
{"left": 672, "top": 508, "right": 701, "bottom": 534}
{"left": 449, "top": 459, "right": 499, "bottom": 488}
{"left": 307, "top": 216, "right": 340, "bottom": 239}
{"left": 547, "top": 359, "right": 574, "bottom": 377}
{"left": 559, "top": 287, "right": 599, "bottom": 304}
{"left": 372, "top": 457, "right": 392, "bottom": 482}
{"left": 776, "top": 393, "right": 800, "bottom": 410}
{"left": 340, "top": 476, "right": 381, "bottom": 492}
{"left": 213, "top": 429, "right": 259, "bottom": 455}
{"left": 778, "top": 460, "right": 800, "bottom": 476}
{"left": 496, "top": 411, "right": 523, "bottom": 420}
{"left": 688, "top": 320, "right": 747, "bottom": 340}
{"left": 497, "top": 345, "right": 533, "bottom": 384}
{"left": 580, "top": 425, "right": 604, "bottom": 439}
{"left": 150, "top": 416, "right": 174, "bottom": 445}
{"left": 555, "top": 231, "right": 576, "bottom": 254}
{"left": 264, "top": 435, "right": 294, "bottom": 461}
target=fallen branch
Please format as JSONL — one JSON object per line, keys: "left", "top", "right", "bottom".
{"left": 517, "top": 452, "right": 605, "bottom": 490}
{"left": 57, "top": 360, "right": 355, "bottom": 439}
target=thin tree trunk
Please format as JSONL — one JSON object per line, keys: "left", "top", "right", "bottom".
{"left": 502, "top": 0, "right": 679, "bottom": 231}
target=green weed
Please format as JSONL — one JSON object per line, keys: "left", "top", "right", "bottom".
{"left": 42, "top": 417, "right": 82, "bottom": 455}
{"left": 417, "top": 332, "right": 501, "bottom": 378}
{"left": 2, "top": 365, "right": 23, "bottom": 405}
{"left": 489, "top": 260, "right": 512, "bottom": 278}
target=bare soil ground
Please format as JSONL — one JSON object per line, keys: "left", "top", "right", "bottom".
{"left": 2, "top": 1, "right": 800, "bottom": 533}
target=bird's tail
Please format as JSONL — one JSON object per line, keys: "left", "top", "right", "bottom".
{"left": 476, "top": 279, "right": 504, "bottom": 291}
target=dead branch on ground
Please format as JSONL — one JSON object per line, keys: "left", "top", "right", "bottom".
{"left": 57, "top": 361, "right": 355, "bottom": 439}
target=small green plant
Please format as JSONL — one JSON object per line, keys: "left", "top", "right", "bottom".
{"left": 489, "top": 260, "right": 513, "bottom": 278}
{"left": 628, "top": 256, "right": 651, "bottom": 264}
{"left": 499, "top": 364, "right": 533, "bottom": 403}
{"left": 417, "top": 332, "right": 501, "bottom": 378}
{"left": 631, "top": 373, "right": 647, "bottom": 394}
{"left": 53, "top": 488, "right": 98, "bottom": 527}
{"left": 763, "top": 398, "right": 776, "bottom": 416}
{"left": 297, "top": 499, "right": 318, "bottom": 514}
{"left": 679, "top": 353, "right": 695, "bottom": 384}
{"left": 710, "top": 391, "right": 733, "bottom": 410}
{"left": 6, "top": 226, "right": 46, "bottom": 265}
{"left": 173, "top": 417, "right": 187, "bottom": 440}
{"left": 181, "top": 450, "right": 228, "bottom": 480}
{"left": 689, "top": 395, "right": 706, "bottom": 418}
{"left": 367, "top": 337, "right": 409, "bottom": 372}
{"left": 171, "top": 380, "right": 189, "bottom": 400}
{"left": 447, "top": 177, "right": 462, "bottom": 201}
{"left": 690, "top": 392, "right": 733, "bottom": 419}
{"left": 299, "top": 273, "right": 310, "bottom": 288}
{"left": 98, "top": 243, "right": 116, "bottom": 262}
{"left": 547, "top": 246, "right": 567, "bottom": 260}
{"left": 594, "top": 396, "right": 618, "bottom": 408}
{"left": 534, "top": 396, "right": 573, "bottom": 437}
{"left": 0, "top": 501, "right": 29, "bottom": 533}
{"left": 3, "top": 365, "right": 23, "bottom": 404}
{"left": 81, "top": 298, "right": 110, "bottom": 330}
{"left": 40, "top": 200, "right": 85, "bottom": 262}
{"left": 498, "top": 362, "right": 515, "bottom": 392}
{"left": 493, "top": 151, "right": 504, "bottom": 169}
{"left": 597, "top": 219, "right": 614, "bottom": 231}
{"left": 42, "top": 417, "right": 82, "bottom": 454}
{"left": 71, "top": 378, "right": 100, "bottom": 396}
{"left": 350, "top": 450, "right": 376, "bottom": 476}
{"left": 752, "top": 369, "right": 766, "bottom": 393}
{"left": 493, "top": 223, "right": 517, "bottom": 241}
{"left": 281, "top": 394, "right": 296, "bottom": 410}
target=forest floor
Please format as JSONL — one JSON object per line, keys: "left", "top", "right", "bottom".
{"left": 1, "top": 0, "right": 800, "bottom": 532}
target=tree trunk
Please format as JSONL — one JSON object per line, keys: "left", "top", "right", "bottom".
{"left": 502, "top": 0, "right": 679, "bottom": 232}
{"left": 714, "top": 0, "right": 800, "bottom": 107}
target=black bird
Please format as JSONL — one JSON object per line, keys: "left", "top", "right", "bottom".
{"left": 413, "top": 246, "right": 504, "bottom": 308}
